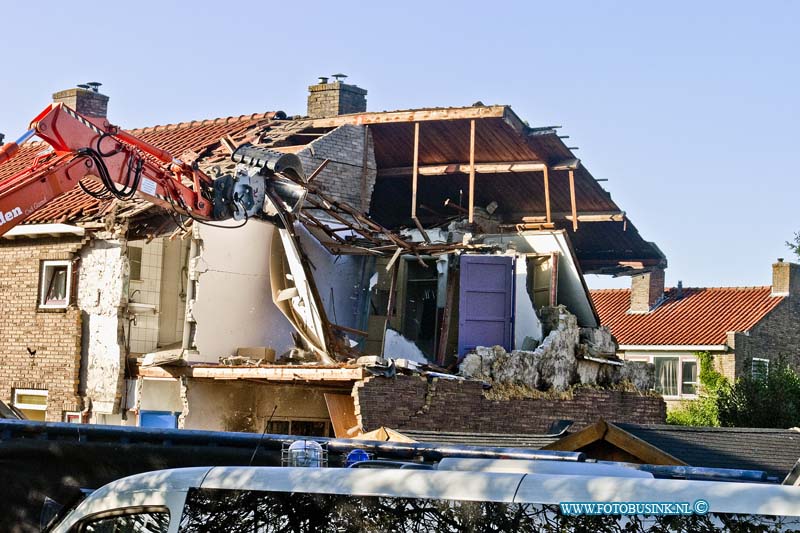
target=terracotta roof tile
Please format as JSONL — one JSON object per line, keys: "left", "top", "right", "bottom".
{"left": 590, "top": 286, "right": 785, "bottom": 346}
{"left": 0, "top": 111, "right": 279, "bottom": 225}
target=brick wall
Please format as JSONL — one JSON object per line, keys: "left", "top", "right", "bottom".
{"left": 297, "top": 125, "right": 377, "bottom": 211}
{"left": 354, "top": 375, "right": 666, "bottom": 434}
{"left": 734, "top": 296, "right": 800, "bottom": 378}
{"left": 0, "top": 236, "right": 87, "bottom": 421}
{"left": 52, "top": 88, "right": 109, "bottom": 118}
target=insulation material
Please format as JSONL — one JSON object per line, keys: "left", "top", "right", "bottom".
{"left": 270, "top": 227, "right": 333, "bottom": 363}
{"left": 77, "top": 239, "right": 127, "bottom": 414}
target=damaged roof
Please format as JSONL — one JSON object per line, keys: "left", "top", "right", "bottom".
{"left": 1, "top": 101, "right": 664, "bottom": 274}
{"left": 0, "top": 111, "right": 282, "bottom": 226}
{"left": 590, "top": 286, "right": 785, "bottom": 346}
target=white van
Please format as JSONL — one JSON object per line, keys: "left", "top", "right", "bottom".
{"left": 49, "top": 462, "right": 800, "bottom": 532}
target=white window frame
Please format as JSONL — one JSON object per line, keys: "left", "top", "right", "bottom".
{"left": 64, "top": 411, "right": 83, "bottom": 424}
{"left": 38, "top": 259, "right": 72, "bottom": 309}
{"left": 128, "top": 245, "right": 143, "bottom": 283}
{"left": 752, "top": 357, "right": 770, "bottom": 380}
{"left": 623, "top": 353, "right": 699, "bottom": 400}
{"left": 13, "top": 388, "right": 48, "bottom": 411}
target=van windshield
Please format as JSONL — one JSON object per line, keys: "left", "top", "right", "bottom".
{"left": 179, "top": 488, "right": 800, "bottom": 532}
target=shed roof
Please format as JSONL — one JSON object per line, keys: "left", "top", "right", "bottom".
{"left": 590, "top": 286, "right": 784, "bottom": 346}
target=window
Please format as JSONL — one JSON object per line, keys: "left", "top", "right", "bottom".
{"left": 78, "top": 510, "right": 169, "bottom": 532}
{"left": 752, "top": 358, "right": 770, "bottom": 381}
{"left": 64, "top": 411, "right": 83, "bottom": 424}
{"left": 681, "top": 360, "right": 698, "bottom": 395}
{"left": 129, "top": 246, "right": 143, "bottom": 282}
{"left": 267, "top": 419, "right": 331, "bottom": 437}
{"left": 13, "top": 388, "right": 47, "bottom": 421}
{"left": 39, "top": 260, "right": 72, "bottom": 308}
{"left": 641, "top": 355, "right": 699, "bottom": 398}
{"left": 653, "top": 357, "right": 679, "bottom": 396}
{"left": 139, "top": 411, "right": 178, "bottom": 429}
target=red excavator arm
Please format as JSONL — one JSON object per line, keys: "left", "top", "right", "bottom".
{"left": 0, "top": 103, "right": 216, "bottom": 235}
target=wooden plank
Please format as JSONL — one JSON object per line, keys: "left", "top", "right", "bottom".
{"left": 190, "top": 366, "right": 364, "bottom": 382}
{"left": 468, "top": 119, "right": 476, "bottom": 224}
{"left": 380, "top": 261, "right": 400, "bottom": 357}
{"left": 543, "top": 165, "right": 551, "bottom": 223}
{"left": 411, "top": 122, "right": 419, "bottom": 219}
{"left": 542, "top": 419, "right": 608, "bottom": 452}
{"left": 378, "top": 160, "right": 547, "bottom": 177}
{"left": 309, "top": 105, "right": 507, "bottom": 128}
{"left": 324, "top": 393, "right": 361, "bottom": 438}
{"left": 436, "top": 266, "right": 458, "bottom": 365}
{"left": 569, "top": 169, "right": 578, "bottom": 232}
{"left": 605, "top": 423, "right": 687, "bottom": 466}
{"left": 521, "top": 211, "right": 625, "bottom": 223}
{"left": 360, "top": 126, "right": 370, "bottom": 212}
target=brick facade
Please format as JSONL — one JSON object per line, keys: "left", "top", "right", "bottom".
{"left": 307, "top": 81, "right": 367, "bottom": 118}
{"left": 297, "top": 124, "right": 377, "bottom": 211}
{"left": 0, "top": 236, "right": 87, "bottom": 421}
{"left": 354, "top": 375, "right": 666, "bottom": 434}
{"left": 732, "top": 296, "right": 800, "bottom": 378}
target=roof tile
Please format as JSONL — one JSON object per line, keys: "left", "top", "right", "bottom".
{"left": 591, "top": 287, "right": 784, "bottom": 346}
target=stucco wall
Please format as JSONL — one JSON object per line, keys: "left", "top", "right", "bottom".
{"left": 77, "top": 238, "right": 127, "bottom": 415}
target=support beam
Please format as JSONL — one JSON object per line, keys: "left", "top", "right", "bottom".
{"left": 378, "top": 160, "right": 547, "bottom": 177}
{"left": 521, "top": 211, "right": 625, "bottom": 223}
{"left": 468, "top": 119, "right": 475, "bottom": 224}
{"left": 309, "top": 105, "right": 508, "bottom": 128}
{"left": 569, "top": 169, "right": 578, "bottom": 232}
{"left": 543, "top": 165, "right": 551, "bottom": 223}
{"left": 411, "top": 122, "right": 419, "bottom": 219}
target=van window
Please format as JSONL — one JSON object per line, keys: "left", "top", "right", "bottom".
{"left": 179, "top": 488, "right": 800, "bottom": 532}
{"left": 78, "top": 510, "right": 169, "bottom": 533}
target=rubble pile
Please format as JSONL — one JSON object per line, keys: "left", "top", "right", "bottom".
{"left": 459, "top": 306, "right": 654, "bottom": 392}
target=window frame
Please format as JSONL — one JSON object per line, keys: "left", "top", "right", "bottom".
{"left": 72, "top": 506, "right": 170, "bottom": 533}
{"left": 751, "top": 357, "right": 770, "bottom": 380}
{"left": 38, "top": 259, "right": 73, "bottom": 309}
{"left": 13, "top": 388, "right": 48, "bottom": 411}
{"left": 624, "top": 353, "right": 699, "bottom": 400}
{"left": 128, "top": 245, "right": 143, "bottom": 283}
{"left": 64, "top": 411, "right": 83, "bottom": 424}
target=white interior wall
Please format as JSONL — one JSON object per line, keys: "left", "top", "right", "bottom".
{"left": 191, "top": 219, "right": 368, "bottom": 363}
{"left": 192, "top": 220, "right": 296, "bottom": 362}
{"left": 482, "top": 231, "right": 598, "bottom": 327}
{"left": 128, "top": 238, "right": 163, "bottom": 353}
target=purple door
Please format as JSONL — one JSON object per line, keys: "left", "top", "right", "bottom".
{"left": 458, "top": 255, "right": 514, "bottom": 357}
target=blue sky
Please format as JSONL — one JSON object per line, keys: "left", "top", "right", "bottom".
{"left": 1, "top": 1, "right": 797, "bottom": 289}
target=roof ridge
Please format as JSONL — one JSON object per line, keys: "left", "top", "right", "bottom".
{"left": 129, "top": 111, "right": 278, "bottom": 134}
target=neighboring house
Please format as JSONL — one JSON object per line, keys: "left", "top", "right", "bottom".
{"left": 591, "top": 261, "right": 800, "bottom": 406}
{"left": 0, "top": 79, "right": 669, "bottom": 433}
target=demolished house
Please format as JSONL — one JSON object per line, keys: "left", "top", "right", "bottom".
{"left": 0, "top": 79, "right": 669, "bottom": 434}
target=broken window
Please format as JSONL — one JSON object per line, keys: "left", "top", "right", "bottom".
{"left": 267, "top": 419, "right": 331, "bottom": 437}
{"left": 39, "top": 260, "right": 71, "bottom": 309}
{"left": 129, "top": 245, "right": 143, "bottom": 282}
{"left": 526, "top": 254, "right": 557, "bottom": 310}
{"left": 13, "top": 388, "right": 47, "bottom": 421}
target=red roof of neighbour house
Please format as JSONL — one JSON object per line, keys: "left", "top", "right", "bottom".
{"left": 590, "top": 286, "right": 785, "bottom": 346}
{"left": 0, "top": 112, "right": 279, "bottom": 225}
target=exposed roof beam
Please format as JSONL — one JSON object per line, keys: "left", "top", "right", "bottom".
{"left": 309, "top": 105, "right": 508, "bottom": 128}
{"left": 521, "top": 211, "right": 626, "bottom": 223}
{"left": 379, "top": 160, "right": 547, "bottom": 177}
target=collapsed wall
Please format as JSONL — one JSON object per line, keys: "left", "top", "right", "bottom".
{"left": 353, "top": 375, "right": 666, "bottom": 433}
{"left": 459, "top": 305, "right": 654, "bottom": 392}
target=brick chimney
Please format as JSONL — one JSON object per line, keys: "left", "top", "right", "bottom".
{"left": 307, "top": 74, "right": 367, "bottom": 118}
{"left": 771, "top": 259, "right": 800, "bottom": 297}
{"left": 52, "top": 82, "right": 108, "bottom": 119}
{"left": 628, "top": 267, "right": 665, "bottom": 313}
